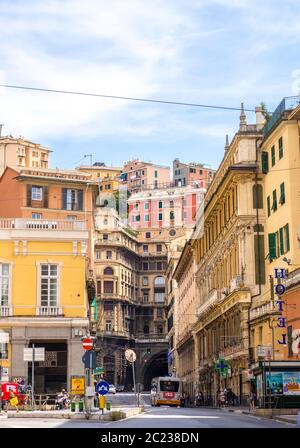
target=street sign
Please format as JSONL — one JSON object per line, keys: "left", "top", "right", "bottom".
{"left": 96, "top": 380, "right": 110, "bottom": 395}
{"left": 23, "top": 347, "right": 45, "bottom": 361}
{"left": 257, "top": 345, "right": 273, "bottom": 360}
{"left": 82, "top": 338, "right": 94, "bottom": 351}
{"left": 125, "top": 349, "right": 136, "bottom": 363}
{"left": 71, "top": 377, "right": 85, "bottom": 395}
{"left": 82, "top": 351, "right": 97, "bottom": 369}
{"left": 94, "top": 366, "right": 104, "bottom": 375}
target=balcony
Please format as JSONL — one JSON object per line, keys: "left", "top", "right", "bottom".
{"left": 197, "top": 289, "right": 222, "bottom": 318}
{"left": 135, "top": 333, "right": 168, "bottom": 343}
{"left": 0, "top": 306, "right": 12, "bottom": 317}
{"left": 0, "top": 218, "right": 86, "bottom": 231}
{"left": 263, "top": 95, "right": 300, "bottom": 137}
{"left": 36, "top": 307, "right": 63, "bottom": 317}
{"left": 249, "top": 300, "right": 278, "bottom": 321}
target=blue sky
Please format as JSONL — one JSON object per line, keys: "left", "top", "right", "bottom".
{"left": 1, "top": 0, "right": 300, "bottom": 171}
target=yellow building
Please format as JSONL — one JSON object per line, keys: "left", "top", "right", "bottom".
{"left": 0, "top": 217, "right": 89, "bottom": 393}
{"left": 249, "top": 96, "right": 300, "bottom": 364}
{"left": 77, "top": 163, "right": 122, "bottom": 194}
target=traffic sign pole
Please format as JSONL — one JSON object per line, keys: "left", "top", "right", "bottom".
{"left": 32, "top": 344, "right": 35, "bottom": 410}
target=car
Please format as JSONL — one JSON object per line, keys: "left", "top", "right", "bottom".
{"left": 108, "top": 384, "right": 116, "bottom": 394}
{"left": 116, "top": 385, "right": 125, "bottom": 392}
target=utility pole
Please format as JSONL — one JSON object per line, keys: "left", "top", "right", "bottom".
{"left": 32, "top": 344, "right": 35, "bottom": 410}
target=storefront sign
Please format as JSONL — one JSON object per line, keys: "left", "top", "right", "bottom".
{"left": 71, "top": 377, "right": 85, "bottom": 395}
{"left": 274, "top": 268, "right": 287, "bottom": 345}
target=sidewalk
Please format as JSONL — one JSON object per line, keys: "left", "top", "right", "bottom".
{"left": 0, "top": 406, "right": 144, "bottom": 421}
{"left": 215, "top": 405, "right": 298, "bottom": 424}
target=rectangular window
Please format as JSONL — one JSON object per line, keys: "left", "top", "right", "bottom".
{"left": 158, "top": 201, "right": 163, "bottom": 209}
{"left": 268, "top": 233, "right": 277, "bottom": 261}
{"left": 103, "top": 281, "right": 114, "bottom": 294}
{"left": 254, "top": 235, "right": 266, "bottom": 285}
{"left": 158, "top": 213, "right": 163, "bottom": 221}
{"left": 143, "top": 245, "right": 148, "bottom": 253}
{"left": 95, "top": 249, "right": 101, "bottom": 260}
{"left": 62, "top": 189, "right": 83, "bottom": 211}
{"left": 143, "top": 293, "right": 149, "bottom": 304}
{"left": 154, "top": 292, "right": 165, "bottom": 303}
{"left": 279, "top": 227, "right": 284, "bottom": 255}
{"left": 143, "top": 276, "right": 149, "bottom": 286}
{"left": 156, "top": 244, "right": 162, "bottom": 252}
{"left": 143, "top": 262, "right": 149, "bottom": 271}
{"left": 105, "top": 320, "right": 112, "bottom": 331}
{"left": 271, "top": 146, "right": 275, "bottom": 166}
{"left": 154, "top": 170, "right": 158, "bottom": 178}
{"left": 157, "top": 262, "right": 163, "bottom": 270}
{"left": 106, "top": 250, "right": 112, "bottom": 260}
{"left": 259, "top": 326, "right": 263, "bottom": 345}
{"left": 31, "top": 186, "right": 43, "bottom": 201}
{"left": 145, "top": 232, "right": 151, "bottom": 239}
{"left": 200, "top": 170, "right": 203, "bottom": 175}
{"left": 262, "top": 151, "right": 269, "bottom": 173}
{"left": 40, "top": 264, "right": 58, "bottom": 307}
{"left": 103, "top": 234, "right": 108, "bottom": 240}
{"left": 272, "top": 189, "right": 277, "bottom": 211}
{"left": 0, "top": 342, "right": 8, "bottom": 359}
{"left": 145, "top": 214, "right": 150, "bottom": 222}
{"left": 144, "top": 202, "right": 149, "bottom": 210}
{"left": 32, "top": 213, "right": 42, "bottom": 219}
{"left": 0, "top": 264, "right": 9, "bottom": 306}
{"left": 267, "top": 196, "right": 271, "bottom": 217}
{"left": 279, "top": 182, "right": 285, "bottom": 205}
{"left": 279, "top": 137, "right": 283, "bottom": 159}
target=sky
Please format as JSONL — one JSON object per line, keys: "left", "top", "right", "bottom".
{"left": 1, "top": 0, "right": 300, "bottom": 171}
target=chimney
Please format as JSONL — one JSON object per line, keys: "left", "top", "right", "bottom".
{"left": 224, "top": 134, "right": 229, "bottom": 151}
{"left": 255, "top": 106, "right": 265, "bottom": 130}
{"left": 239, "top": 102, "right": 247, "bottom": 131}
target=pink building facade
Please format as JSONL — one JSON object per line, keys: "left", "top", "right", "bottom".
{"left": 127, "top": 185, "right": 205, "bottom": 230}
{"left": 120, "top": 159, "right": 170, "bottom": 193}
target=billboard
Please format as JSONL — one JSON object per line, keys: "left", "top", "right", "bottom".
{"left": 266, "top": 372, "right": 283, "bottom": 395}
{"left": 283, "top": 372, "right": 300, "bottom": 395}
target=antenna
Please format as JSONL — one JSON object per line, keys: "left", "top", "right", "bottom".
{"left": 84, "top": 154, "right": 93, "bottom": 166}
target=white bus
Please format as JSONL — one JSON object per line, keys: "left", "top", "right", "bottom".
{"left": 150, "top": 376, "right": 182, "bottom": 407}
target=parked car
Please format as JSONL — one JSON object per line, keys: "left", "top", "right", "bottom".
{"left": 108, "top": 384, "right": 116, "bottom": 394}
{"left": 116, "top": 385, "right": 125, "bottom": 392}
{"left": 1, "top": 382, "right": 27, "bottom": 408}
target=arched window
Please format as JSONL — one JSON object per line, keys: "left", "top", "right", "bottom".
{"left": 154, "top": 276, "right": 165, "bottom": 286}
{"left": 104, "top": 267, "right": 114, "bottom": 276}
{"left": 253, "top": 184, "right": 263, "bottom": 209}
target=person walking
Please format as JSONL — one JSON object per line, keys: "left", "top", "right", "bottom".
{"left": 248, "top": 390, "right": 256, "bottom": 412}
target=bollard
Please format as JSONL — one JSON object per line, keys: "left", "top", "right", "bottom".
{"left": 106, "top": 401, "right": 111, "bottom": 411}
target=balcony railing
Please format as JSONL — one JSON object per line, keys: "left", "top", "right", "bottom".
{"left": 263, "top": 95, "right": 300, "bottom": 137}
{"left": 0, "top": 306, "right": 12, "bottom": 317}
{"left": 197, "top": 289, "right": 222, "bottom": 318}
{"left": 0, "top": 218, "right": 86, "bottom": 231}
{"left": 36, "top": 307, "right": 63, "bottom": 316}
{"left": 135, "top": 333, "right": 168, "bottom": 343}
{"left": 249, "top": 300, "right": 278, "bottom": 320}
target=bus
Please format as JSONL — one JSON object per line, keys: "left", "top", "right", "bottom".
{"left": 150, "top": 376, "right": 182, "bottom": 407}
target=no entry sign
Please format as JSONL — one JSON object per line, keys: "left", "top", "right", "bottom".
{"left": 82, "top": 338, "right": 94, "bottom": 351}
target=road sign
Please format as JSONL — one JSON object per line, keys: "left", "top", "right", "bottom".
{"left": 82, "top": 351, "right": 97, "bottom": 369}
{"left": 94, "top": 366, "right": 104, "bottom": 375}
{"left": 23, "top": 347, "right": 45, "bottom": 361}
{"left": 125, "top": 349, "right": 136, "bottom": 363}
{"left": 96, "top": 380, "right": 110, "bottom": 395}
{"left": 82, "top": 338, "right": 94, "bottom": 351}
{"left": 71, "top": 377, "right": 85, "bottom": 395}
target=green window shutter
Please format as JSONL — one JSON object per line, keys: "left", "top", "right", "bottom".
{"left": 272, "top": 189, "right": 277, "bottom": 211}
{"left": 271, "top": 146, "right": 275, "bottom": 166}
{"left": 268, "top": 233, "right": 277, "bottom": 260}
{"left": 279, "top": 182, "right": 285, "bottom": 204}
{"left": 262, "top": 152, "right": 269, "bottom": 173}
{"left": 267, "top": 196, "right": 271, "bottom": 217}
{"left": 285, "top": 223, "right": 290, "bottom": 252}
{"left": 279, "top": 137, "right": 283, "bottom": 159}
{"left": 279, "top": 227, "right": 284, "bottom": 254}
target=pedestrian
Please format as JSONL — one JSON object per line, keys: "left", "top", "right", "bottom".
{"left": 248, "top": 390, "right": 256, "bottom": 412}
{"left": 219, "top": 390, "right": 226, "bottom": 407}
{"left": 9, "top": 391, "right": 19, "bottom": 413}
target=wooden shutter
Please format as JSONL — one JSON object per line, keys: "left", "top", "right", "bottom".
{"left": 280, "top": 182, "right": 285, "bottom": 204}
{"left": 267, "top": 196, "right": 271, "bottom": 217}
{"left": 62, "top": 188, "right": 67, "bottom": 210}
{"left": 279, "top": 227, "right": 284, "bottom": 255}
{"left": 26, "top": 184, "right": 32, "bottom": 206}
{"left": 262, "top": 152, "right": 269, "bottom": 174}
{"left": 43, "top": 186, "right": 49, "bottom": 208}
{"left": 268, "top": 233, "right": 276, "bottom": 260}
{"left": 285, "top": 223, "right": 290, "bottom": 252}
{"left": 77, "top": 190, "right": 83, "bottom": 211}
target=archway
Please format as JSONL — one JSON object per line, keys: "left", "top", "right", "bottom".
{"left": 142, "top": 351, "right": 168, "bottom": 391}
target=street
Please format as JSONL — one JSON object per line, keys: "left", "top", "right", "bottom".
{"left": 0, "top": 393, "right": 295, "bottom": 428}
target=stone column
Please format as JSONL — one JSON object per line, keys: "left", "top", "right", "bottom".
{"left": 11, "top": 327, "right": 29, "bottom": 380}
{"left": 68, "top": 339, "right": 85, "bottom": 391}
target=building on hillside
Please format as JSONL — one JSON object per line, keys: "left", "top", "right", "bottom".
{"left": 177, "top": 104, "right": 266, "bottom": 404}
{"left": 0, "top": 135, "right": 51, "bottom": 176}
{"left": 76, "top": 163, "right": 122, "bottom": 194}
{"left": 0, "top": 217, "right": 89, "bottom": 392}
{"left": 127, "top": 184, "right": 205, "bottom": 230}
{"left": 173, "top": 158, "right": 215, "bottom": 189}
{"left": 120, "top": 159, "right": 170, "bottom": 193}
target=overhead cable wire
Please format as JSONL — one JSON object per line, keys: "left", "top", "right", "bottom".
{"left": 0, "top": 83, "right": 258, "bottom": 112}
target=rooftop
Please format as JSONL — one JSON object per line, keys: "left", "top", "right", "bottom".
{"left": 263, "top": 95, "right": 300, "bottom": 137}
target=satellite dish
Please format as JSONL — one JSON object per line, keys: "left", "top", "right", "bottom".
{"left": 125, "top": 349, "right": 136, "bottom": 363}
